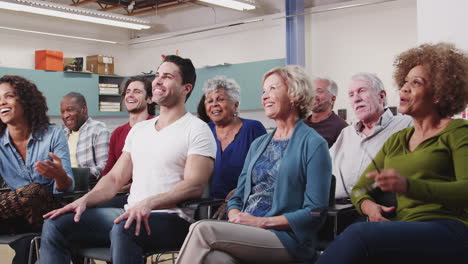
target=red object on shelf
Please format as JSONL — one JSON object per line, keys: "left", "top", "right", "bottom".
{"left": 35, "top": 50, "right": 64, "bottom": 71}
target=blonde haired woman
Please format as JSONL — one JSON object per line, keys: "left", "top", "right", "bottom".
{"left": 176, "top": 65, "right": 332, "bottom": 264}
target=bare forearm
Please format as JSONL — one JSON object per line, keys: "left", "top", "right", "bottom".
{"left": 119, "top": 183, "right": 132, "bottom": 193}
{"left": 147, "top": 180, "right": 205, "bottom": 210}
{"left": 81, "top": 175, "right": 120, "bottom": 207}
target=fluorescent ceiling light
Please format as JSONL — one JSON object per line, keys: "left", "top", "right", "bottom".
{"left": 198, "top": 0, "right": 256, "bottom": 11}
{"left": 0, "top": 0, "right": 150, "bottom": 30}
{"left": 0, "top": 26, "right": 122, "bottom": 44}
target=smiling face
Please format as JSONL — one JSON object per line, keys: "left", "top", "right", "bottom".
{"left": 151, "top": 62, "right": 190, "bottom": 107}
{"left": 125, "top": 81, "right": 151, "bottom": 114}
{"left": 60, "top": 96, "right": 88, "bottom": 131}
{"left": 348, "top": 79, "right": 385, "bottom": 123}
{"left": 262, "top": 73, "right": 292, "bottom": 120}
{"left": 312, "top": 79, "right": 334, "bottom": 113}
{"left": 0, "top": 83, "right": 26, "bottom": 126}
{"left": 204, "top": 88, "right": 238, "bottom": 125}
{"left": 399, "top": 65, "right": 433, "bottom": 117}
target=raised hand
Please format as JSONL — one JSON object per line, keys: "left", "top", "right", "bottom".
{"left": 366, "top": 168, "right": 408, "bottom": 193}
{"left": 34, "top": 152, "right": 66, "bottom": 180}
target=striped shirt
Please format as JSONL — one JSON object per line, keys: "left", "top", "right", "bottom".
{"left": 63, "top": 117, "right": 110, "bottom": 180}
{"left": 330, "top": 109, "right": 413, "bottom": 198}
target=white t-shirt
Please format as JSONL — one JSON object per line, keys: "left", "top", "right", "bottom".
{"left": 123, "top": 112, "right": 216, "bottom": 222}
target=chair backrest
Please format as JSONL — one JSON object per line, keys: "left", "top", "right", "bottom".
{"left": 316, "top": 175, "right": 337, "bottom": 245}
{"left": 329, "top": 175, "right": 336, "bottom": 207}
{"left": 72, "top": 167, "right": 90, "bottom": 192}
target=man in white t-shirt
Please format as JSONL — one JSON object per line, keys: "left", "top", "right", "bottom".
{"left": 40, "top": 55, "right": 217, "bottom": 264}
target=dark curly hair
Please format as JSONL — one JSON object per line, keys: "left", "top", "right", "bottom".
{"left": 0, "top": 75, "right": 50, "bottom": 136}
{"left": 394, "top": 42, "right": 468, "bottom": 118}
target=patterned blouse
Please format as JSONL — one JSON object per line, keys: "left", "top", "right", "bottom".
{"left": 244, "top": 138, "right": 289, "bottom": 217}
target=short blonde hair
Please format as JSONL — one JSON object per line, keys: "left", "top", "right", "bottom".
{"left": 262, "top": 65, "right": 314, "bottom": 119}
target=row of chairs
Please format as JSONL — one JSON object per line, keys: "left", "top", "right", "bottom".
{"left": 1, "top": 172, "right": 360, "bottom": 263}
{"left": 78, "top": 175, "right": 393, "bottom": 263}
{"left": 2, "top": 167, "right": 223, "bottom": 264}
{"left": 0, "top": 167, "right": 90, "bottom": 264}
{"left": 77, "top": 177, "right": 225, "bottom": 264}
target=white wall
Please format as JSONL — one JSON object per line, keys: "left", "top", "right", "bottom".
{"left": 0, "top": 0, "right": 418, "bottom": 127}
{"left": 306, "top": 0, "right": 417, "bottom": 123}
{"left": 125, "top": 14, "right": 285, "bottom": 74}
{"left": 124, "top": 0, "right": 417, "bottom": 125}
{"left": 0, "top": 10, "right": 129, "bottom": 74}
{"left": 417, "top": 0, "right": 468, "bottom": 50}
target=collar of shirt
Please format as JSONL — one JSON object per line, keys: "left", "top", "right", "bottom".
{"left": 353, "top": 108, "right": 394, "bottom": 138}
{"left": 1, "top": 128, "right": 43, "bottom": 146}
{"left": 63, "top": 117, "right": 92, "bottom": 136}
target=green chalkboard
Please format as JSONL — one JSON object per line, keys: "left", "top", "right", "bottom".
{"left": 186, "top": 58, "right": 285, "bottom": 112}
{"left": 0, "top": 58, "right": 285, "bottom": 116}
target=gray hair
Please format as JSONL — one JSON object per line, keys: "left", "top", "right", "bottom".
{"left": 202, "top": 75, "right": 241, "bottom": 105}
{"left": 351, "top": 72, "right": 387, "bottom": 106}
{"left": 315, "top": 77, "right": 338, "bottom": 97}
{"left": 263, "top": 65, "right": 314, "bottom": 119}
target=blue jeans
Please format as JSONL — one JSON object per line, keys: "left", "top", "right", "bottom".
{"left": 40, "top": 208, "right": 190, "bottom": 264}
{"left": 317, "top": 219, "right": 468, "bottom": 264}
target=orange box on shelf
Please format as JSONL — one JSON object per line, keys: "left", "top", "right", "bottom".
{"left": 35, "top": 50, "right": 64, "bottom": 71}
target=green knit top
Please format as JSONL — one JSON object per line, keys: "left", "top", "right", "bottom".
{"left": 351, "top": 119, "right": 468, "bottom": 225}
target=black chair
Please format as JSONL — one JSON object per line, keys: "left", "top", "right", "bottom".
{"left": 0, "top": 232, "right": 40, "bottom": 264}
{"left": 76, "top": 182, "right": 224, "bottom": 264}
{"left": 0, "top": 168, "right": 91, "bottom": 264}
{"left": 30, "top": 167, "right": 91, "bottom": 263}
{"left": 59, "top": 167, "right": 90, "bottom": 201}
{"left": 312, "top": 175, "right": 356, "bottom": 252}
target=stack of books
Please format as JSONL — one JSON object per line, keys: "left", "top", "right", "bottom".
{"left": 99, "top": 83, "right": 120, "bottom": 95}
{"left": 99, "top": 101, "right": 121, "bottom": 112}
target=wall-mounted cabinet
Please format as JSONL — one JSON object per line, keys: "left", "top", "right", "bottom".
{"left": 98, "top": 75, "right": 125, "bottom": 113}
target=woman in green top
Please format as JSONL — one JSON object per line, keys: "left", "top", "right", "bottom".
{"left": 317, "top": 42, "right": 468, "bottom": 264}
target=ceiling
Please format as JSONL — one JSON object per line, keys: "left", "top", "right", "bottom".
{"left": 47, "top": 0, "right": 355, "bottom": 18}
{"left": 38, "top": 0, "right": 356, "bottom": 35}
{"left": 0, "top": 0, "right": 357, "bottom": 38}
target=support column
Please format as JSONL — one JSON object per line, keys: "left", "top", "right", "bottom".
{"left": 285, "top": 0, "right": 305, "bottom": 67}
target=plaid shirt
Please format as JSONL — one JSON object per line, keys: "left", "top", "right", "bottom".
{"left": 64, "top": 117, "right": 110, "bottom": 180}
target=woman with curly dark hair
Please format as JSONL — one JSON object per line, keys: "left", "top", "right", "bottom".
{"left": 317, "top": 42, "right": 468, "bottom": 264}
{"left": 0, "top": 75, "right": 74, "bottom": 264}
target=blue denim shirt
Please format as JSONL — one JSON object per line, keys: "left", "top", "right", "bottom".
{"left": 0, "top": 125, "right": 74, "bottom": 194}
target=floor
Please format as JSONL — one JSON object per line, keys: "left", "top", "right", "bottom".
{"left": 0, "top": 244, "right": 176, "bottom": 263}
